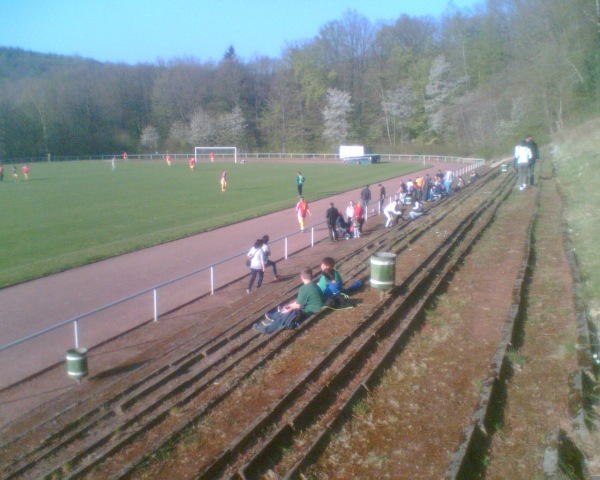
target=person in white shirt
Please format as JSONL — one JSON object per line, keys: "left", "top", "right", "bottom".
{"left": 345, "top": 201, "right": 355, "bottom": 224}
{"left": 514, "top": 140, "right": 532, "bottom": 190}
{"left": 384, "top": 200, "right": 403, "bottom": 227}
{"left": 247, "top": 239, "right": 265, "bottom": 293}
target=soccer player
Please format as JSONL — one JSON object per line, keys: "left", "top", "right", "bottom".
{"left": 189, "top": 157, "right": 195, "bottom": 171}
{"left": 165, "top": 154, "right": 171, "bottom": 166}
{"left": 220, "top": 170, "right": 227, "bottom": 191}
{"left": 296, "top": 171, "right": 305, "bottom": 196}
{"left": 295, "top": 197, "right": 312, "bottom": 232}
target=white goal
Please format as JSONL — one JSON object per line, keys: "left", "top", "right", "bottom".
{"left": 194, "top": 146, "right": 238, "bottom": 164}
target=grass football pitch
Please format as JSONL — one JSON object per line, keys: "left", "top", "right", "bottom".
{"left": 0, "top": 158, "right": 424, "bottom": 287}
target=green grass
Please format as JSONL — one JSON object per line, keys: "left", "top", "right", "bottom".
{"left": 0, "top": 158, "right": 424, "bottom": 287}
{"left": 552, "top": 118, "right": 600, "bottom": 313}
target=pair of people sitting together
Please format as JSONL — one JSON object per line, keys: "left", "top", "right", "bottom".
{"left": 253, "top": 257, "right": 357, "bottom": 334}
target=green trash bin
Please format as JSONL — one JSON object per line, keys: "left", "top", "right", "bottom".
{"left": 66, "top": 348, "right": 88, "bottom": 381}
{"left": 370, "top": 252, "right": 396, "bottom": 290}
{"left": 501, "top": 163, "right": 508, "bottom": 172}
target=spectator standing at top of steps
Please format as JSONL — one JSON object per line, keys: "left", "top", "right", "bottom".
{"left": 525, "top": 135, "right": 539, "bottom": 186}
{"left": 514, "top": 140, "right": 532, "bottom": 190}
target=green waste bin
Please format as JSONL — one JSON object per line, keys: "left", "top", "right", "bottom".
{"left": 66, "top": 348, "right": 88, "bottom": 380}
{"left": 370, "top": 252, "right": 396, "bottom": 290}
{"left": 501, "top": 163, "right": 508, "bottom": 172}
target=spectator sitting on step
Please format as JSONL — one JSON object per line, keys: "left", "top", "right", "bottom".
{"left": 317, "top": 257, "right": 343, "bottom": 299}
{"left": 428, "top": 178, "right": 443, "bottom": 201}
{"left": 254, "top": 267, "right": 324, "bottom": 334}
{"left": 409, "top": 201, "right": 424, "bottom": 220}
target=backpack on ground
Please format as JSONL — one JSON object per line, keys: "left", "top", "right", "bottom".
{"left": 322, "top": 293, "right": 356, "bottom": 310}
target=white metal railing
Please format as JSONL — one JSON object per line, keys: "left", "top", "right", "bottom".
{"left": 6, "top": 152, "right": 485, "bottom": 164}
{"left": 0, "top": 156, "right": 485, "bottom": 356}
{"left": 0, "top": 223, "right": 329, "bottom": 354}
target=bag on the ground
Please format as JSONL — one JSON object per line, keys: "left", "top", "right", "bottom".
{"left": 246, "top": 259, "right": 251, "bottom": 267}
{"left": 322, "top": 293, "right": 356, "bottom": 310}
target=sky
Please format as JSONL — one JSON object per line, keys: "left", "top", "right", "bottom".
{"left": 0, "top": 0, "right": 480, "bottom": 65}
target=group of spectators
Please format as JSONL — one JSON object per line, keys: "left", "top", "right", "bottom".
{"left": 394, "top": 170, "right": 466, "bottom": 206}
{"left": 323, "top": 198, "right": 366, "bottom": 241}
{"left": 253, "top": 256, "right": 353, "bottom": 334}
{"left": 247, "top": 150, "right": 534, "bottom": 338}
{"left": 296, "top": 168, "right": 473, "bottom": 240}
{"left": 309, "top": 170, "right": 472, "bottom": 239}
{"left": 249, "top": 164, "right": 483, "bottom": 334}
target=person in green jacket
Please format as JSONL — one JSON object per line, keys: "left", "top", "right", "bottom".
{"left": 254, "top": 267, "right": 324, "bottom": 334}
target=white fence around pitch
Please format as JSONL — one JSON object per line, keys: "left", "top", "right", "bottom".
{"left": 0, "top": 225, "right": 325, "bottom": 352}
{"left": 0, "top": 156, "right": 484, "bottom": 387}
{"left": 5, "top": 152, "right": 483, "bottom": 165}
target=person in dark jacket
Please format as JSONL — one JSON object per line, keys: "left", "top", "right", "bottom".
{"left": 325, "top": 202, "right": 339, "bottom": 241}
{"left": 378, "top": 183, "right": 386, "bottom": 214}
{"left": 525, "top": 135, "right": 539, "bottom": 186}
{"left": 360, "top": 185, "right": 372, "bottom": 213}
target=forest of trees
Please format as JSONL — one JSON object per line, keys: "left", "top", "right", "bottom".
{"left": 0, "top": 0, "right": 598, "bottom": 160}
